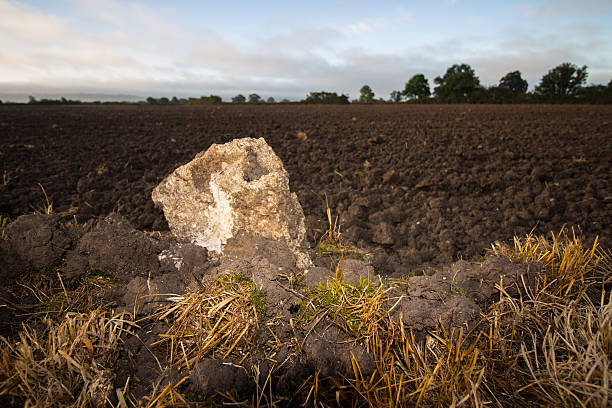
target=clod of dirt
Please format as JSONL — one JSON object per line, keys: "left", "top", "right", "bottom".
{"left": 392, "top": 256, "right": 540, "bottom": 338}
{"left": 210, "top": 254, "right": 299, "bottom": 317}
{"left": 372, "top": 222, "right": 395, "bottom": 245}
{"left": 65, "top": 213, "right": 162, "bottom": 280}
{"left": 152, "top": 137, "right": 310, "bottom": 269}
{"left": 186, "top": 359, "right": 253, "bottom": 397}
{"left": 394, "top": 295, "right": 481, "bottom": 337}
{"left": 303, "top": 322, "right": 375, "bottom": 378}
{"left": 305, "top": 258, "right": 377, "bottom": 287}
{"left": 2, "top": 214, "right": 72, "bottom": 277}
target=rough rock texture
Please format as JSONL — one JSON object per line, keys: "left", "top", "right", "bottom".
{"left": 152, "top": 137, "right": 310, "bottom": 269}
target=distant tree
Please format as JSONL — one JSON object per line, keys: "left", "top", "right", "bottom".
{"left": 232, "top": 94, "right": 246, "bottom": 103}
{"left": 159, "top": 97, "right": 170, "bottom": 104}
{"left": 28, "top": 96, "right": 37, "bottom": 104}
{"left": 608, "top": 78, "right": 612, "bottom": 88}
{"left": 146, "top": 96, "right": 157, "bottom": 105}
{"left": 188, "top": 95, "right": 222, "bottom": 105}
{"left": 359, "top": 85, "right": 375, "bottom": 103}
{"left": 389, "top": 90, "right": 403, "bottom": 102}
{"left": 267, "top": 97, "right": 275, "bottom": 103}
{"left": 280, "top": 98, "right": 291, "bottom": 103}
{"left": 403, "top": 74, "right": 431, "bottom": 100}
{"left": 499, "top": 71, "right": 528, "bottom": 93}
{"left": 303, "top": 91, "right": 349, "bottom": 104}
{"left": 434, "top": 64, "right": 481, "bottom": 102}
{"left": 171, "top": 96, "right": 179, "bottom": 104}
{"left": 248, "top": 93, "right": 261, "bottom": 103}
{"left": 535, "top": 62, "right": 588, "bottom": 96}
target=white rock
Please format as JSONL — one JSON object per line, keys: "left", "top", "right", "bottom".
{"left": 152, "top": 137, "right": 310, "bottom": 268}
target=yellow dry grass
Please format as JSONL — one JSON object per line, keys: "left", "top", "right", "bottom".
{"left": 152, "top": 273, "right": 264, "bottom": 369}
{"left": 0, "top": 309, "right": 136, "bottom": 408}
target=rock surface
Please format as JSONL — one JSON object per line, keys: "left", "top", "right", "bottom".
{"left": 152, "top": 137, "right": 310, "bottom": 269}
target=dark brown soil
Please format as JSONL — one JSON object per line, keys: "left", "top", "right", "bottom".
{"left": 1, "top": 104, "right": 610, "bottom": 272}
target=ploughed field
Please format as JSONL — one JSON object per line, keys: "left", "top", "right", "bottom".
{"left": 1, "top": 104, "right": 610, "bottom": 272}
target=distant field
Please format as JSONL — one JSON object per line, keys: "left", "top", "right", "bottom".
{"left": 1, "top": 104, "right": 610, "bottom": 272}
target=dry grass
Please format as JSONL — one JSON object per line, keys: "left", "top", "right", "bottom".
{"left": 0, "top": 309, "right": 136, "bottom": 408}
{"left": 297, "top": 227, "right": 611, "bottom": 407}
{"left": 33, "top": 183, "right": 54, "bottom": 214}
{"left": 11, "top": 269, "right": 117, "bottom": 320}
{"left": 303, "top": 275, "right": 393, "bottom": 341}
{"left": 313, "top": 203, "right": 371, "bottom": 261}
{"left": 0, "top": 226, "right": 609, "bottom": 407}
{"left": 153, "top": 273, "right": 265, "bottom": 369}
{"left": 0, "top": 216, "right": 7, "bottom": 240}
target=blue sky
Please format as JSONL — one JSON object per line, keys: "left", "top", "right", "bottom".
{"left": 1, "top": 0, "right": 611, "bottom": 101}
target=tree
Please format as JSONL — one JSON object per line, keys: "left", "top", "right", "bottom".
{"left": 535, "top": 62, "right": 588, "bottom": 96}
{"left": 359, "top": 85, "right": 375, "bottom": 103}
{"left": 403, "top": 74, "right": 431, "bottom": 100}
{"left": 499, "top": 71, "right": 528, "bottom": 93}
{"left": 159, "top": 97, "right": 170, "bottom": 104}
{"left": 303, "top": 91, "right": 349, "bottom": 104}
{"left": 389, "top": 90, "right": 403, "bottom": 103}
{"left": 146, "top": 96, "right": 157, "bottom": 105}
{"left": 434, "top": 64, "right": 481, "bottom": 102}
{"left": 28, "top": 96, "right": 37, "bottom": 104}
{"left": 248, "top": 93, "right": 261, "bottom": 103}
{"left": 267, "top": 97, "right": 275, "bottom": 103}
{"left": 232, "top": 94, "right": 246, "bottom": 103}
{"left": 188, "top": 95, "right": 222, "bottom": 105}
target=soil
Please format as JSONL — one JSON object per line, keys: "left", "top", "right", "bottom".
{"left": 1, "top": 104, "right": 611, "bottom": 273}
{"left": 0, "top": 104, "right": 611, "bottom": 404}
{"left": 1, "top": 104, "right": 610, "bottom": 273}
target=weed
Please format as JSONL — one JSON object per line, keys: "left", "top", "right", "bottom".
{"left": 313, "top": 200, "right": 371, "bottom": 261}
{"left": 0, "top": 216, "right": 7, "bottom": 240}
{"left": 33, "top": 183, "right": 53, "bottom": 214}
{"left": 303, "top": 276, "right": 391, "bottom": 339}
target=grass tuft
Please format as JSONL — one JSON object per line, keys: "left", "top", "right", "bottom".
{"left": 153, "top": 273, "right": 265, "bottom": 368}
{"left": 33, "top": 183, "right": 53, "bottom": 214}
{"left": 303, "top": 276, "right": 391, "bottom": 340}
{"left": 313, "top": 201, "right": 371, "bottom": 261}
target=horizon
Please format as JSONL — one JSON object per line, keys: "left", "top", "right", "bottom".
{"left": 1, "top": 0, "right": 612, "bottom": 102}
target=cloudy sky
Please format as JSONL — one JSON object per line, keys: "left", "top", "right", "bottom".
{"left": 1, "top": 0, "right": 611, "bottom": 101}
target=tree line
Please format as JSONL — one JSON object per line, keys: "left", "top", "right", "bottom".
{"left": 3, "top": 62, "right": 609, "bottom": 106}
{"left": 367, "top": 62, "right": 611, "bottom": 104}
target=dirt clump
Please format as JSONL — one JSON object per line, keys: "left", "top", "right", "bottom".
{"left": 1, "top": 214, "right": 72, "bottom": 278}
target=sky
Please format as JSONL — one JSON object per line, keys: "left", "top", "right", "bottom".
{"left": 1, "top": 0, "right": 611, "bottom": 101}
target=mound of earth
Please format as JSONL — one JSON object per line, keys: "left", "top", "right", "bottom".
{"left": 0, "top": 212, "right": 541, "bottom": 403}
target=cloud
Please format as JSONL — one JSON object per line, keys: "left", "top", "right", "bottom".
{"left": 0, "top": 0, "right": 610, "bottom": 101}
{"left": 0, "top": 0, "right": 69, "bottom": 44}
{"left": 346, "top": 18, "right": 388, "bottom": 35}
{"left": 520, "top": 0, "right": 612, "bottom": 17}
